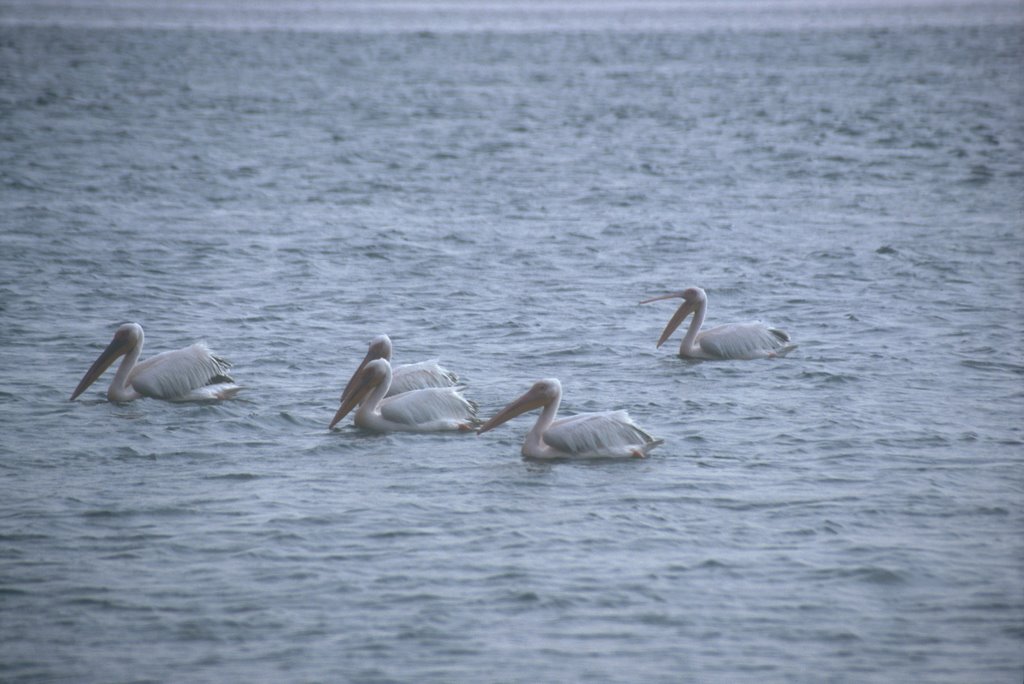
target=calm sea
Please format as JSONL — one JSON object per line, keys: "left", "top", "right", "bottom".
{"left": 1, "top": 1, "right": 1022, "bottom": 682}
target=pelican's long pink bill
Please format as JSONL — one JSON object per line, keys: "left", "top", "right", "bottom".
{"left": 70, "top": 334, "right": 129, "bottom": 400}
{"left": 640, "top": 293, "right": 695, "bottom": 348}
{"left": 477, "top": 385, "right": 548, "bottom": 435}
{"left": 340, "top": 336, "right": 391, "bottom": 403}
{"left": 330, "top": 364, "right": 378, "bottom": 428}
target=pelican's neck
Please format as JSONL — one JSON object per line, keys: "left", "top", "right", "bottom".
{"left": 108, "top": 336, "right": 143, "bottom": 402}
{"left": 355, "top": 363, "right": 393, "bottom": 423}
{"left": 524, "top": 386, "right": 561, "bottom": 457}
{"left": 679, "top": 297, "right": 707, "bottom": 357}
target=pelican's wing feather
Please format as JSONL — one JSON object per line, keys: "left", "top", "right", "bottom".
{"left": 389, "top": 360, "right": 459, "bottom": 395}
{"left": 698, "top": 323, "right": 791, "bottom": 360}
{"left": 129, "top": 343, "right": 234, "bottom": 400}
{"left": 545, "top": 410, "right": 659, "bottom": 457}
{"left": 380, "top": 387, "right": 477, "bottom": 425}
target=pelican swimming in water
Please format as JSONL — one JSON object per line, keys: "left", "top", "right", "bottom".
{"left": 330, "top": 358, "right": 478, "bottom": 432}
{"left": 340, "top": 334, "right": 458, "bottom": 405}
{"left": 70, "top": 322, "right": 240, "bottom": 402}
{"left": 477, "top": 378, "right": 662, "bottom": 459}
{"left": 641, "top": 287, "right": 795, "bottom": 360}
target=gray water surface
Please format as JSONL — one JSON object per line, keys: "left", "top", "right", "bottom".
{"left": 1, "top": 2, "right": 1022, "bottom": 682}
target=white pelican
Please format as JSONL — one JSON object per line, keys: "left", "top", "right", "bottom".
{"left": 641, "top": 287, "right": 795, "bottom": 360}
{"left": 477, "top": 378, "right": 662, "bottom": 459}
{"left": 330, "top": 358, "right": 478, "bottom": 432}
{"left": 70, "top": 323, "right": 240, "bottom": 402}
{"left": 340, "top": 334, "right": 458, "bottom": 405}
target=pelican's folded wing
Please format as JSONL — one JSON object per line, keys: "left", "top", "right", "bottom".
{"left": 129, "top": 343, "right": 233, "bottom": 400}
{"left": 380, "top": 387, "right": 477, "bottom": 425}
{"left": 545, "top": 411, "right": 659, "bottom": 457}
{"left": 699, "top": 323, "right": 790, "bottom": 360}
{"left": 389, "top": 360, "right": 459, "bottom": 395}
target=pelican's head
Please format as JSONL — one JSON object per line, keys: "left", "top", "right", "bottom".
{"left": 640, "top": 287, "right": 707, "bottom": 348}
{"left": 339, "top": 334, "right": 394, "bottom": 404}
{"left": 330, "top": 358, "right": 391, "bottom": 429}
{"left": 366, "top": 334, "right": 393, "bottom": 362}
{"left": 478, "top": 378, "right": 561, "bottom": 435}
{"left": 70, "top": 323, "right": 144, "bottom": 400}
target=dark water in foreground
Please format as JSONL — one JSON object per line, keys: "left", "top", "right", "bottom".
{"left": 1, "top": 2, "right": 1022, "bottom": 681}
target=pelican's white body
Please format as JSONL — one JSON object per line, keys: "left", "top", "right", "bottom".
{"left": 643, "top": 287, "right": 795, "bottom": 360}
{"left": 340, "top": 334, "right": 458, "bottom": 404}
{"left": 479, "top": 378, "right": 662, "bottom": 459}
{"left": 71, "top": 323, "right": 240, "bottom": 402}
{"left": 331, "top": 358, "right": 477, "bottom": 433}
